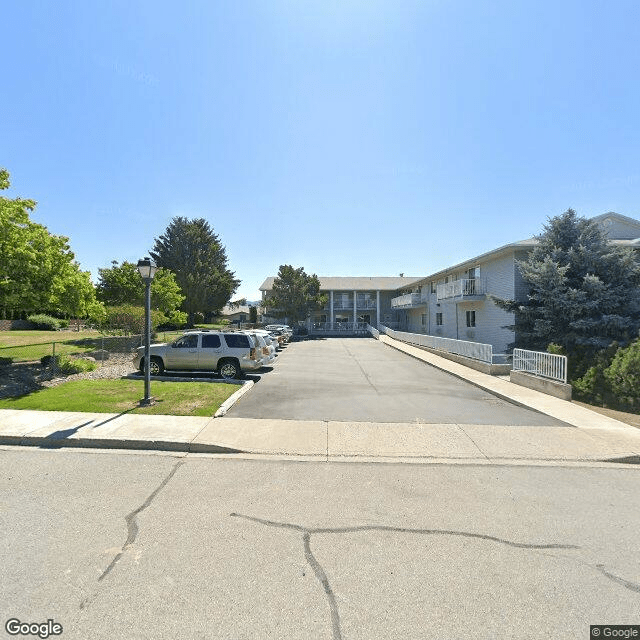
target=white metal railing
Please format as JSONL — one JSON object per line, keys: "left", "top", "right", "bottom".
{"left": 367, "top": 324, "right": 380, "bottom": 339}
{"left": 390, "top": 292, "right": 428, "bottom": 308}
{"left": 378, "top": 325, "right": 493, "bottom": 364}
{"left": 512, "top": 348, "right": 567, "bottom": 384}
{"left": 312, "top": 322, "right": 369, "bottom": 332}
{"left": 436, "top": 278, "right": 486, "bottom": 301}
{"left": 356, "top": 298, "right": 377, "bottom": 309}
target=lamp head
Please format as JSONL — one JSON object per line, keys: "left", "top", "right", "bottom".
{"left": 137, "top": 257, "right": 158, "bottom": 281}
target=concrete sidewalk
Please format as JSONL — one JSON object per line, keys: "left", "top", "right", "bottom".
{"left": 1, "top": 334, "right": 639, "bottom": 464}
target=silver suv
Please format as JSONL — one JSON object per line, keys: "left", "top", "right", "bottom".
{"left": 133, "top": 331, "right": 262, "bottom": 379}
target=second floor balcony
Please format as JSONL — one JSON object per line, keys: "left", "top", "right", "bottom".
{"left": 327, "top": 296, "right": 377, "bottom": 310}
{"left": 391, "top": 292, "right": 428, "bottom": 309}
{"left": 436, "top": 278, "right": 486, "bottom": 301}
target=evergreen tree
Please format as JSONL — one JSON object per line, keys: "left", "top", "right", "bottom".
{"left": 266, "top": 265, "right": 326, "bottom": 323}
{"left": 494, "top": 209, "right": 640, "bottom": 351}
{"left": 150, "top": 217, "right": 240, "bottom": 324}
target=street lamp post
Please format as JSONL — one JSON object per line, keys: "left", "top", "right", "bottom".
{"left": 137, "top": 257, "right": 158, "bottom": 406}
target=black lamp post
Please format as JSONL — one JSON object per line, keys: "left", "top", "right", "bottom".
{"left": 137, "top": 257, "right": 158, "bottom": 406}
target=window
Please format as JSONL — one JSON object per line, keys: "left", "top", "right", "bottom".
{"left": 430, "top": 281, "right": 436, "bottom": 293}
{"left": 202, "top": 335, "right": 221, "bottom": 348}
{"left": 466, "top": 310, "right": 476, "bottom": 327}
{"left": 436, "top": 313, "right": 443, "bottom": 326}
{"left": 172, "top": 335, "right": 198, "bottom": 348}
{"left": 223, "top": 334, "right": 250, "bottom": 348}
{"left": 421, "top": 314, "right": 427, "bottom": 326}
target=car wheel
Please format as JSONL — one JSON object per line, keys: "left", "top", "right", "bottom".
{"left": 219, "top": 359, "right": 241, "bottom": 380}
{"left": 149, "top": 356, "right": 164, "bottom": 376}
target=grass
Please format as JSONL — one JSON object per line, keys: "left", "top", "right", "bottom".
{"left": 0, "top": 379, "right": 239, "bottom": 416}
{"left": 0, "top": 329, "right": 100, "bottom": 347}
{"left": 0, "top": 329, "right": 178, "bottom": 363}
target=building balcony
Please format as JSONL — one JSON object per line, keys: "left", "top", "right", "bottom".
{"left": 436, "top": 278, "right": 486, "bottom": 301}
{"left": 390, "top": 292, "right": 428, "bottom": 309}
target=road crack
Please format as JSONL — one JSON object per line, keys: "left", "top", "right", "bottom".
{"left": 231, "top": 512, "right": 578, "bottom": 639}
{"left": 98, "top": 459, "right": 185, "bottom": 582}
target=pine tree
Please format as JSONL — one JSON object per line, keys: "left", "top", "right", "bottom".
{"left": 150, "top": 217, "right": 240, "bottom": 325}
{"left": 494, "top": 209, "right": 640, "bottom": 352}
{"left": 265, "top": 265, "right": 326, "bottom": 323}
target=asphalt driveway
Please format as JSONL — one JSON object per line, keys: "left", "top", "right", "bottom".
{"left": 227, "top": 338, "right": 566, "bottom": 425}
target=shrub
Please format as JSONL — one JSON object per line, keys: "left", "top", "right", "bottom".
{"left": 605, "top": 338, "right": 640, "bottom": 407}
{"left": 102, "top": 305, "right": 167, "bottom": 335}
{"left": 565, "top": 343, "right": 618, "bottom": 405}
{"left": 44, "top": 355, "right": 97, "bottom": 374}
{"left": 27, "top": 314, "right": 62, "bottom": 330}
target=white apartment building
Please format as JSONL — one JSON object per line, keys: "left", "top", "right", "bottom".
{"left": 260, "top": 212, "right": 640, "bottom": 352}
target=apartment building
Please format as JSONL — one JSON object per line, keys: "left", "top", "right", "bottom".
{"left": 391, "top": 212, "right": 640, "bottom": 354}
{"left": 259, "top": 276, "right": 423, "bottom": 333}
{"left": 260, "top": 212, "right": 640, "bottom": 351}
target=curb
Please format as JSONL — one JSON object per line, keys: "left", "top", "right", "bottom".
{"left": 214, "top": 380, "right": 255, "bottom": 417}
{"left": 122, "top": 374, "right": 243, "bottom": 385}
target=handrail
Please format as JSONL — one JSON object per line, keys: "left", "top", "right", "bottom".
{"left": 512, "top": 348, "right": 567, "bottom": 384}
{"left": 378, "top": 325, "right": 493, "bottom": 364}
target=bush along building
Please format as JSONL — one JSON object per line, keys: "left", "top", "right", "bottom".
{"left": 260, "top": 212, "right": 640, "bottom": 354}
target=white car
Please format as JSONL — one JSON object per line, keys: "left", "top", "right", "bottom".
{"left": 243, "top": 331, "right": 276, "bottom": 367}
{"left": 265, "top": 324, "right": 293, "bottom": 337}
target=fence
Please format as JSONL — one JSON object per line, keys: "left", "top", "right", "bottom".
{"left": 0, "top": 333, "right": 182, "bottom": 374}
{"left": 367, "top": 324, "right": 380, "bottom": 339}
{"left": 377, "top": 325, "right": 494, "bottom": 364}
{"left": 512, "top": 348, "right": 567, "bottom": 384}
{"left": 311, "top": 322, "right": 370, "bottom": 332}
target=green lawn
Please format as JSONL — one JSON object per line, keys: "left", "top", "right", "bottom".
{"left": 0, "top": 329, "right": 101, "bottom": 347}
{"left": 0, "top": 379, "right": 239, "bottom": 416}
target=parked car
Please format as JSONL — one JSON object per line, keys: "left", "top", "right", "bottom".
{"left": 133, "top": 330, "right": 262, "bottom": 379}
{"left": 243, "top": 331, "right": 276, "bottom": 367}
{"left": 273, "top": 328, "right": 293, "bottom": 344}
{"left": 248, "top": 329, "right": 280, "bottom": 354}
{"left": 265, "top": 324, "right": 293, "bottom": 338}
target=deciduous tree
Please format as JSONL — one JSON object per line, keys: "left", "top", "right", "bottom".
{"left": 96, "top": 260, "right": 185, "bottom": 315}
{"left": 0, "top": 168, "right": 102, "bottom": 319}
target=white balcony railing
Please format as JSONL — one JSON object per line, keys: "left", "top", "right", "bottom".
{"left": 328, "top": 299, "right": 376, "bottom": 310}
{"left": 390, "top": 292, "right": 428, "bottom": 309}
{"left": 436, "top": 278, "right": 486, "bottom": 301}
{"left": 311, "top": 322, "right": 369, "bottom": 332}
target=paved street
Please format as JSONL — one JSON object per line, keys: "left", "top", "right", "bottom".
{"left": 230, "top": 338, "right": 566, "bottom": 425}
{"left": 2, "top": 447, "right": 639, "bottom": 640}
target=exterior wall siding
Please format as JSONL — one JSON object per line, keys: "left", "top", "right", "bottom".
{"left": 393, "top": 252, "right": 518, "bottom": 354}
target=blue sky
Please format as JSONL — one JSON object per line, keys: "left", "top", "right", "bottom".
{"left": 2, "top": 1, "right": 639, "bottom": 301}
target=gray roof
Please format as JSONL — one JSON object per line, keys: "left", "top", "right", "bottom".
{"left": 259, "top": 276, "right": 423, "bottom": 292}
{"left": 221, "top": 305, "right": 252, "bottom": 316}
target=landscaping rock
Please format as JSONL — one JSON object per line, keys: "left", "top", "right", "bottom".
{"left": 89, "top": 350, "right": 110, "bottom": 361}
